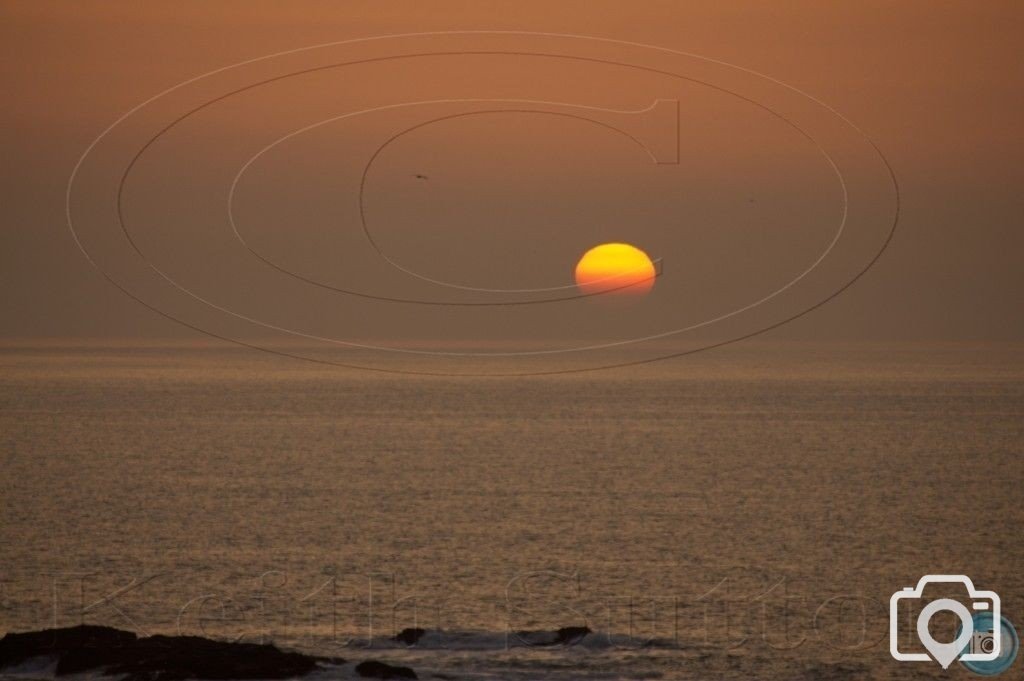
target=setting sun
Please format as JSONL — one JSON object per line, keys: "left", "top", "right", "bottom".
{"left": 574, "top": 242, "right": 656, "bottom": 297}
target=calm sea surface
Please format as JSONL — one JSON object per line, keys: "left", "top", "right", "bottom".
{"left": 2, "top": 343, "right": 1022, "bottom": 680}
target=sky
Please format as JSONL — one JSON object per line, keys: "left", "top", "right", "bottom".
{"left": 1, "top": 1, "right": 1022, "bottom": 349}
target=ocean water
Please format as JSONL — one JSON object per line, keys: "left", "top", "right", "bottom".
{"left": 1, "top": 342, "right": 1022, "bottom": 680}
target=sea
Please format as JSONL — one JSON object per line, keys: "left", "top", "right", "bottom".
{"left": 1, "top": 341, "right": 1022, "bottom": 680}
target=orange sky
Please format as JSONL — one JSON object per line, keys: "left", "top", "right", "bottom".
{"left": 1, "top": 1, "right": 1021, "bottom": 347}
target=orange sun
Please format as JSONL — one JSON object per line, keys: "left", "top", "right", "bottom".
{"left": 574, "top": 243, "right": 656, "bottom": 297}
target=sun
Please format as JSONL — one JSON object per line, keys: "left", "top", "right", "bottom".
{"left": 574, "top": 243, "right": 656, "bottom": 297}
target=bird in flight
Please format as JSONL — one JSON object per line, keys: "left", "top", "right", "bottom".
{"left": 414, "top": 174, "right": 429, "bottom": 180}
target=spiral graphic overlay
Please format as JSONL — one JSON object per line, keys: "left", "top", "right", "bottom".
{"left": 67, "top": 32, "right": 899, "bottom": 376}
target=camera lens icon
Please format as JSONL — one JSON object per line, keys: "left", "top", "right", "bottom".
{"left": 890, "top": 575, "right": 1003, "bottom": 669}
{"left": 958, "top": 612, "right": 1020, "bottom": 676}
{"left": 974, "top": 630, "right": 997, "bottom": 655}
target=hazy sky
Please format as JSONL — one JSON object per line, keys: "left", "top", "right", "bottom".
{"left": 2, "top": 1, "right": 1021, "bottom": 347}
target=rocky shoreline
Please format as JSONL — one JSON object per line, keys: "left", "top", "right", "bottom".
{"left": 0, "top": 626, "right": 416, "bottom": 681}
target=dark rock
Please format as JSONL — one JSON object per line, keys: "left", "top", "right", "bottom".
{"left": 512, "top": 626, "right": 592, "bottom": 647}
{"left": 355, "top": 659, "right": 418, "bottom": 679}
{"left": 393, "top": 628, "right": 427, "bottom": 646}
{"left": 0, "top": 625, "right": 137, "bottom": 669}
{"left": 552, "top": 626, "right": 592, "bottom": 645}
{"left": 0, "top": 626, "right": 321, "bottom": 681}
